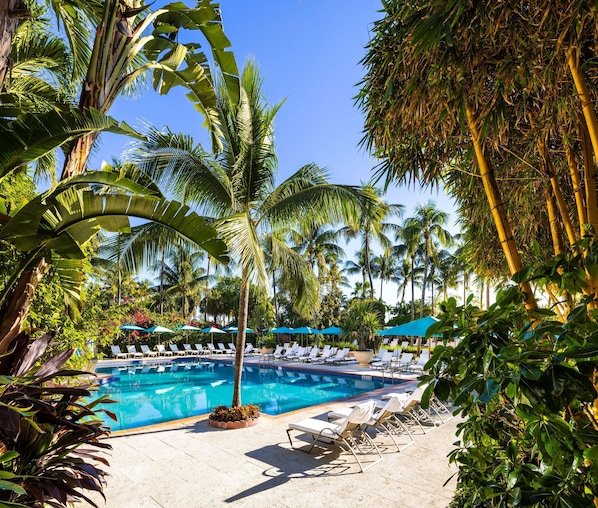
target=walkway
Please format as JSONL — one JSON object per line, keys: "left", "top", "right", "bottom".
{"left": 86, "top": 357, "right": 460, "bottom": 507}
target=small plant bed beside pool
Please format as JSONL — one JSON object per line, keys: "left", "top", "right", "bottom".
{"left": 208, "top": 404, "right": 260, "bottom": 429}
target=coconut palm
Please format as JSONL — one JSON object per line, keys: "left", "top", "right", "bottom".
{"left": 337, "top": 184, "right": 403, "bottom": 299}
{"left": 402, "top": 202, "right": 453, "bottom": 317}
{"left": 370, "top": 250, "right": 399, "bottom": 302}
{"left": 129, "top": 61, "right": 368, "bottom": 407}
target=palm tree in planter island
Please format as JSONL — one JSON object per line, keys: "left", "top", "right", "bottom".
{"left": 341, "top": 300, "right": 383, "bottom": 366}
{"left": 131, "top": 61, "right": 372, "bottom": 413}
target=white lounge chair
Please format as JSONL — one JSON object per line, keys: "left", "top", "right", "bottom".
{"left": 217, "top": 342, "right": 233, "bottom": 354}
{"left": 110, "top": 345, "right": 129, "bottom": 359}
{"left": 286, "top": 400, "right": 382, "bottom": 472}
{"left": 156, "top": 344, "right": 173, "bottom": 357}
{"left": 194, "top": 344, "right": 208, "bottom": 355}
{"left": 127, "top": 345, "right": 143, "bottom": 358}
{"left": 328, "top": 394, "right": 415, "bottom": 452}
{"left": 184, "top": 344, "right": 200, "bottom": 355}
{"left": 408, "top": 350, "right": 430, "bottom": 373}
{"left": 300, "top": 346, "right": 319, "bottom": 363}
{"left": 371, "top": 347, "right": 388, "bottom": 363}
{"left": 169, "top": 344, "right": 187, "bottom": 356}
{"left": 382, "top": 385, "right": 439, "bottom": 433}
{"left": 140, "top": 345, "right": 158, "bottom": 357}
{"left": 207, "top": 343, "right": 221, "bottom": 354}
{"left": 227, "top": 342, "right": 237, "bottom": 353}
{"left": 325, "top": 347, "right": 351, "bottom": 365}
{"left": 370, "top": 351, "right": 394, "bottom": 371}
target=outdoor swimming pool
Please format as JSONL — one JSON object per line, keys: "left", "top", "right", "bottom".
{"left": 92, "top": 360, "right": 395, "bottom": 431}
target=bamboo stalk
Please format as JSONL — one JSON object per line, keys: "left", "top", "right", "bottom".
{"left": 539, "top": 138, "right": 579, "bottom": 246}
{"left": 466, "top": 107, "right": 537, "bottom": 310}
{"left": 546, "top": 183, "right": 564, "bottom": 256}
{"left": 565, "top": 141, "right": 587, "bottom": 237}
{"left": 579, "top": 116, "right": 598, "bottom": 232}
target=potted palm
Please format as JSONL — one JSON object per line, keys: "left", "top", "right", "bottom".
{"left": 341, "top": 300, "right": 383, "bottom": 366}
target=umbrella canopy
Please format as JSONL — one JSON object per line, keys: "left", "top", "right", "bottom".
{"left": 145, "top": 326, "right": 174, "bottom": 333}
{"left": 223, "top": 326, "right": 254, "bottom": 334}
{"left": 119, "top": 324, "right": 145, "bottom": 331}
{"left": 377, "top": 316, "right": 440, "bottom": 337}
{"left": 270, "top": 326, "right": 294, "bottom": 334}
{"left": 200, "top": 326, "right": 226, "bottom": 334}
{"left": 176, "top": 325, "right": 201, "bottom": 331}
{"left": 317, "top": 326, "right": 342, "bottom": 335}
{"left": 289, "top": 326, "right": 317, "bottom": 334}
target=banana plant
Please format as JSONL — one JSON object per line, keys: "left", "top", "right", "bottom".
{"left": 0, "top": 165, "right": 228, "bottom": 354}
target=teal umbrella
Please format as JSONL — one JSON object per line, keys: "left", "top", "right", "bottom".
{"left": 144, "top": 325, "right": 174, "bottom": 346}
{"left": 378, "top": 316, "right": 439, "bottom": 337}
{"left": 200, "top": 326, "right": 226, "bottom": 345}
{"left": 290, "top": 326, "right": 318, "bottom": 346}
{"left": 119, "top": 324, "right": 145, "bottom": 345}
{"left": 318, "top": 325, "right": 342, "bottom": 347}
{"left": 270, "top": 326, "right": 294, "bottom": 334}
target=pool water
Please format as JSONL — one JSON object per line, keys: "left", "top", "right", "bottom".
{"left": 92, "top": 360, "right": 395, "bottom": 431}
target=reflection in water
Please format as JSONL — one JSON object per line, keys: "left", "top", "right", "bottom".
{"left": 92, "top": 361, "right": 393, "bottom": 431}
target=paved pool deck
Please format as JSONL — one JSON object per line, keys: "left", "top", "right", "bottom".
{"left": 86, "top": 355, "right": 460, "bottom": 507}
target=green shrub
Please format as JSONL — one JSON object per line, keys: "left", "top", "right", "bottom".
{"left": 424, "top": 288, "right": 598, "bottom": 507}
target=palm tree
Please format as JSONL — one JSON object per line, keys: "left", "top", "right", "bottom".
{"left": 370, "top": 250, "right": 399, "bottom": 302}
{"left": 338, "top": 184, "right": 403, "bottom": 299}
{"left": 154, "top": 246, "right": 207, "bottom": 320}
{"left": 130, "top": 61, "right": 368, "bottom": 407}
{"left": 403, "top": 202, "right": 453, "bottom": 317}
{"left": 290, "top": 222, "right": 345, "bottom": 282}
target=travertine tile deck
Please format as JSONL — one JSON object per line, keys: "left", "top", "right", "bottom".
{"left": 87, "top": 358, "right": 459, "bottom": 507}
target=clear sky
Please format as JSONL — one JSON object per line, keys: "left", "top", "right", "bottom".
{"left": 90, "top": 0, "right": 458, "bottom": 304}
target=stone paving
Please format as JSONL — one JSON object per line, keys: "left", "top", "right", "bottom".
{"left": 87, "top": 355, "right": 460, "bottom": 507}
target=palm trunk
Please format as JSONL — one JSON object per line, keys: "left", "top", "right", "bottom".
{"left": 272, "top": 271, "right": 279, "bottom": 325}
{"left": 466, "top": 106, "right": 537, "bottom": 311}
{"left": 380, "top": 276, "right": 384, "bottom": 301}
{"left": 0, "top": 0, "right": 27, "bottom": 89}
{"left": 421, "top": 239, "right": 429, "bottom": 318}
{"left": 365, "top": 237, "right": 374, "bottom": 299}
{"left": 159, "top": 249, "right": 165, "bottom": 315}
{"left": 231, "top": 269, "right": 250, "bottom": 407}
{"left": 410, "top": 256, "right": 415, "bottom": 321}
{"left": 0, "top": 259, "right": 47, "bottom": 355}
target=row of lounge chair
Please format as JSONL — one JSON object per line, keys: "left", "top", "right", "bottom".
{"left": 110, "top": 342, "right": 261, "bottom": 359}
{"left": 264, "top": 344, "right": 356, "bottom": 365}
{"left": 286, "top": 384, "right": 453, "bottom": 472}
{"left": 369, "top": 348, "right": 430, "bottom": 374}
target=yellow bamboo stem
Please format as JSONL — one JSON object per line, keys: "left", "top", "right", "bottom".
{"left": 466, "top": 107, "right": 537, "bottom": 311}
{"left": 579, "top": 116, "right": 598, "bottom": 232}
{"left": 539, "top": 138, "right": 579, "bottom": 246}
{"left": 545, "top": 183, "right": 564, "bottom": 256}
{"left": 565, "top": 142, "right": 587, "bottom": 237}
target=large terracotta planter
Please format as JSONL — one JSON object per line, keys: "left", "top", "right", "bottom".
{"left": 353, "top": 350, "right": 374, "bottom": 367}
{"left": 259, "top": 347, "right": 274, "bottom": 355}
{"left": 208, "top": 417, "right": 260, "bottom": 430}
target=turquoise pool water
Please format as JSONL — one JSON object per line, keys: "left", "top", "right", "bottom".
{"left": 92, "top": 360, "right": 395, "bottom": 431}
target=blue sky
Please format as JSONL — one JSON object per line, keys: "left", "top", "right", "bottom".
{"left": 90, "top": 0, "right": 458, "bottom": 303}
